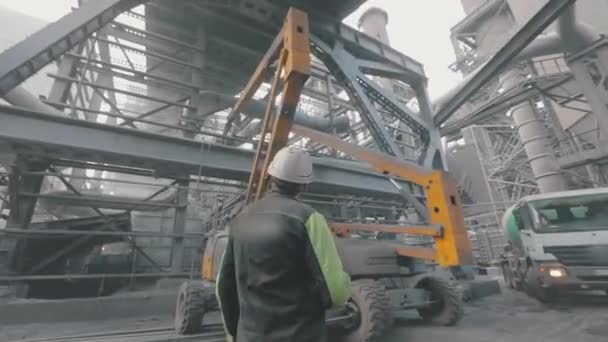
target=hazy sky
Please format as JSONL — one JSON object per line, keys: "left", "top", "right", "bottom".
{"left": 344, "top": 1, "right": 465, "bottom": 99}
{"left": 0, "top": 0, "right": 465, "bottom": 99}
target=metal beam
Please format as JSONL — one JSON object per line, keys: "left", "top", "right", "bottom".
{"left": 0, "top": 0, "right": 144, "bottom": 95}
{"left": 191, "top": 0, "right": 426, "bottom": 82}
{"left": 433, "top": 0, "right": 577, "bottom": 126}
{"left": 440, "top": 73, "right": 573, "bottom": 137}
{"left": 47, "top": 73, "right": 195, "bottom": 110}
{"left": 0, "top": 104, "right": 410, "bottom": 199}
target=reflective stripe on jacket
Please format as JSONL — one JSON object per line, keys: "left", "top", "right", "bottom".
{"left": 216, "top": 192, "right": 351, "bottom": 342}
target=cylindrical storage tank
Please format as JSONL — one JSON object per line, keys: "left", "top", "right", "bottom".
{"left": 358, "top": 7, "right": 390, "bottom": 44}
{"left": 501, "top": 69, "right": 567, "bottom": 193}
{"left": 501, "top": 205, "right": 523, "bottom": 251}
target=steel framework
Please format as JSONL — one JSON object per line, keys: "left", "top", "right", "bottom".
{"left": 0, "top": 0, "right": 441, "bottom": 294}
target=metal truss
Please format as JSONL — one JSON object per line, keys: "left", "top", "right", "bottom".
{"left": 434, "top": 0, "right": 578, "bottom": 125}
{"left": 309, "top": 36, "right": 441, "bottom": 165}
{"left": 441, "top": 73, "right": 574, "bottom": 137}
{"left": 468, "top": 126, "right": 539, "bottom": 203}
{"left": 0, "top": 104, "right": 416, "bottom": 199}
{"left": 0, "top": 0, "right": 447, "bottom": 287}
{"left": 0, "top": 0, "right": 145, "bottom": 96}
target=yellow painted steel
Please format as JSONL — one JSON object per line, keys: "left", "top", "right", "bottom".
{"left": 425, "top": 171, "right": 474, "bottom": 266}
{"left": 292, "top": 125, "right": 473, "bottom": 267}
{"left": 214, "top": 7, "right": 472, "bottom": 272}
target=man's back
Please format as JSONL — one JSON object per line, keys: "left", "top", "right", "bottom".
{"left": 216, "top": 192, "right": 351, "bottom": 342}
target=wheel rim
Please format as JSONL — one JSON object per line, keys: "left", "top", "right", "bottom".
{"left": 425, "top": 288, "right": 445, "bottom": 314}
{"left": 345, "top": 301, "right": 361, "bottom": 330}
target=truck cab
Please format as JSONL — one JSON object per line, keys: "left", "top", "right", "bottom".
{"left": 502, "top": 188, "right": 608, "bottom": 301}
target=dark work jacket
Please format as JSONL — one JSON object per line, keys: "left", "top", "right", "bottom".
{"left": 216, "top": 192, "right": 350, "bottom": 342}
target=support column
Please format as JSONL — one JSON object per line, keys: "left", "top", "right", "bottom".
{"left": 358, "top": 7, "right": 417, "bottom": 161}
{"left": 325, "top": 74, "right": 337, "bottom": 156}
{"left": 171, "top": 180, "right": 189, "bottom": 272}
{"left": 567, "top": 47, "right": 608, "bottom": 138}
{"left": 6, "top": 159, "right": 47, "bottom": 297}
{"left": 502, "top": 68, "right": 567, "bottom": 193}
{"left": 183, "top": 25, "right": 207, "bottom": 139}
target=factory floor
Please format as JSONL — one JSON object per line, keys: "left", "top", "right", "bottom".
{"left": 3, "top": 285, "right": 608, "bottom": 342}
{"left": 385, "top": 288, "right": 608, "bottom": 342}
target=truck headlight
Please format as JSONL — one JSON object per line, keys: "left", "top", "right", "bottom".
{"left": 548, "top": 268, "right": 566, "bottom": 278}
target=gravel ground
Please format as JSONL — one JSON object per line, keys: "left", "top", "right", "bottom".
{"left": 4, "top": 287, "right": 608, "bottom": 342}
{"left": 386, "top": 287, "right": 608, "bottom": 342}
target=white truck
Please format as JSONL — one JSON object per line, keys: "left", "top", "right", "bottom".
{"left": 500, "top": 188, "right": 608, "bottom": 302}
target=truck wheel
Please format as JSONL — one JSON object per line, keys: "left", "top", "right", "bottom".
{"left": 416, "top": 276, "right": 463, "bottom": 326}
{"left": 523, "top": 267, "right": 558, "bottom": 304}
{"left": 502, "top": 264, "right": 514, "bottom": 289}
{"left": 535, "top": 287, "right": 559, "bottom": 303}
{"left": 175, "top": 281, "right": 207, "bottom": 335}
{"left": 338, "top": 279, "right": 391, "bottom": 342}
{"left": 502, "top": 264, "right": 522, "bottom": 290}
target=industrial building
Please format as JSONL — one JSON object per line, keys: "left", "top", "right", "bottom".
{"left": 1, "top": 0, "right": 608, "bottom": 341}
{"left": 446, "top": 0, "right": 608, "bottom": 264}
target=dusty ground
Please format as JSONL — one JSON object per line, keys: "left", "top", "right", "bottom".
{"left": 386, "top": 288, "right": 608, "bottom": 342}
{"left": 3, "top": 286, "right": 608, "bottom": 342}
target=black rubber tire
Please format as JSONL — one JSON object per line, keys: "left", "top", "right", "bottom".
{"left": 175, "top": 281, "right": 207, "bottom": 335}
{"left": 535, "top": 287, "right": 559, "bottom": 304}
{"left": 338, "top": 279, "right": 391, "bottom": 342}
{"left": 503, "top": 264, "right": 523, "bottom": 290}
{"left": 502, "top": 264, "right": 514, "bottom": 289}
{"left": 416, "top": 276, "right": 464, "bottom": 326}
{"left": 523, "top": 267, "right": 558, "bottom": 304}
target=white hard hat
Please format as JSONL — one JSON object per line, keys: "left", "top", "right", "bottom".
{"left": 267, "top": 146, "right": 313, "bottom": 184}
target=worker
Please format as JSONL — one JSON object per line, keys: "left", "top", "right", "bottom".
{"left": 216, "top": 146, "right": 351, "bottom": 342}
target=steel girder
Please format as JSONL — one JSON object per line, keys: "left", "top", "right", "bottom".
{"left": 433, "top": 0, "right": 578, "bottom": 126}
{"left": 440, "top": 73, "right": 574, "bottom": 137}
{"left": 0, "top": 0, "right": 145, "bottom": 96}
{"left": 310, "top": 39, "right": 402, "bottom": 157}
{"left": 310, "top": 36, "right": 439, "bottom": 164}
{"left": 0, "top": 104, "right": 411, "bottom": 199}
{"left": 189, "top": 0, "right": 425, "bottom": 83}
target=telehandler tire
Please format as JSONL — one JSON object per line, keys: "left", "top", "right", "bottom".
{"left": 416, "top": 276, "right": 463, "bottom": 326}
{"left": 175, "top": 281, "right": 208, "bottom": 335}
{"left": 338, "top": 279, "right": 391, "bottom": 342}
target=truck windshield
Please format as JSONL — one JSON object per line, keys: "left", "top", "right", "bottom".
{"left": 528, "top": 193, "right": 608, "bottom": 233}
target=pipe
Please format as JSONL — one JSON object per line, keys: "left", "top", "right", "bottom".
{"left": 238, "top": 120, "right": 262, "bottom": 138}
{"left": 243, "top": 97, "right": 350, "bottom": 133}
{"left": 199, "top": 91, "right": 350, "bottom": 134}
{"left": 433, "top": 33, "right": 563, "bottom": 112}
{"left": 3, "top": 86, "right": 64, "bottom": 114}
{"left": 434, "top": 6, "right": 598, "bottom": 115}
{"left": 557, "top": 5, "right": 597, "bottom": 53}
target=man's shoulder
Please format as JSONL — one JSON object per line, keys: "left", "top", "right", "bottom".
{"left": 254, "top": 195, "right": 317, "bottom": 220}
